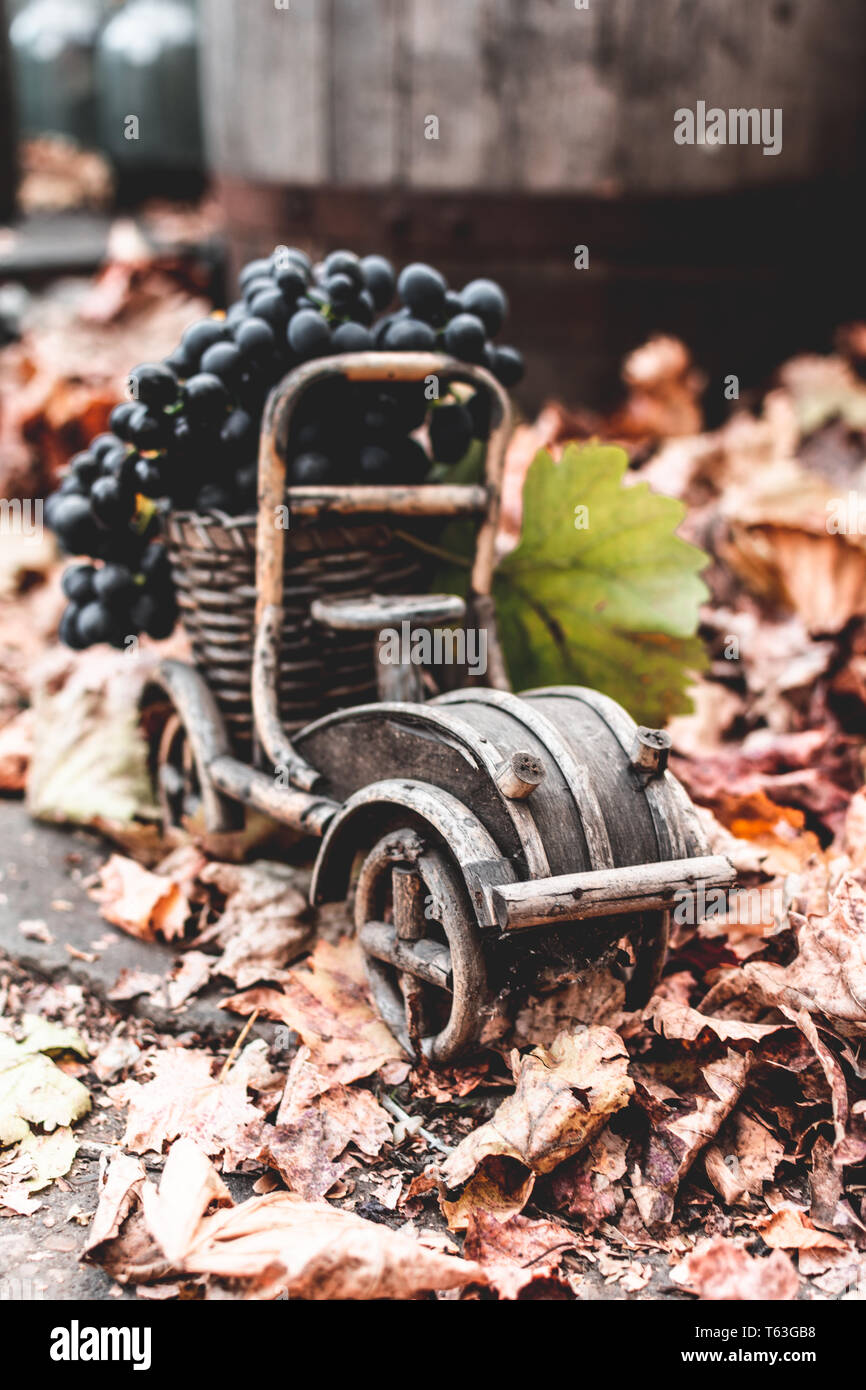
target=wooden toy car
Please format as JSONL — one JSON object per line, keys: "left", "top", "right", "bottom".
{"left": 151, "top": 353, "right": 735, "bottom": 1062}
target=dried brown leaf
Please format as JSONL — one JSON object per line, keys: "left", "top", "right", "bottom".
{"left": 671, "top": 1236, "right": 799, "bottom": 1300}
{"left": 463, "top": 1210, "right": 577, "bottom": 1299}
{"left": 92, "top": 854, "right": 190, "bottom": 942}
{"left": 117, "top": 1049, "right": 263, "bottom": 1170}
{"left": 442, "top": 1026, "right": 633, "bottom": 1196}
{"left": 258, "top": 1046, "right": 392, "bottom": 1199}
{"left": 223, "top": 937, "right": 408, "bottom": 1084}
{"left": 137, "top": 1139, "right": 483, "bottom": 1299}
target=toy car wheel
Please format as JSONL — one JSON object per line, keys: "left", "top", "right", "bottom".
{"left": 142, "top": 662, "right": 242, "bottom": 838}
{"left": 353, "top": 829, "right": 488, "bottom": 1065}
{"left": 155, "top": 710, "right": 205, "bottom": 832}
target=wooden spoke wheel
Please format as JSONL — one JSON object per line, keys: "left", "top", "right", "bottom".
{"left": 156, "top": 712, "right": 204, "bottom": 833}
{"left": 354, "top": 830, "right": 488, "bottom": 1065}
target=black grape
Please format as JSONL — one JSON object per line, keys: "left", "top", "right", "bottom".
{"left": 361, "top": 255, "right": 395, "bottom": 311}
{"left": 289, "top": 451, "right": 339, "bottom": 485}
{"left": 183, "top": 373, "right": 231, "bottom": 427}
{"left": 93, "top": 563, "right": 136, "bottom": 611}
{"left": 90, "top": 476, "right": 133, "bottom": 527}
{"left": 77, "top": 600, "right": 114, "bottom": 645}
{"left": 393, "top": 435, "right": 431, "bottom": 483}
{"left": 358, "top": 443, "right": 395, "bottom": 483}
{"left": 109, "top": 403, "right": 138, "bottom": 441}
{"left": 239, "top": 258, "right": 273, "bottom": 290}
{"left": 126, "top": 404, "right": 171, "bottom": 450}
{"left": 195, "top": 483, "right": 234, "bottom": 513}
{"left": 200, "top": 342, "right": 245, "bottom": 386}
{"left": 91, "top": 432, "right": 121, "bottom": 462}
{"left": 322, "top": 250, "right": 363, "bottom": 288}
{"left": 59, "top": 604, "right": 87, "bottom": 650}
{"left": 248, "top": 288, "right": 290, "bottom": 329}
{"left": 332, "top": 321, "right": 373, "bottom": 352}
{"left": 234, "top": 316, "right": 276, "bottom": 362}
{"left": 490, "top": 345, "right": 525, "bottom": 387}
{"left": 127, "top": 362, "right": 178, "bottom": 408}
{"left": 288, "top": 309, "right": 332, "bottom": 359}
{"left": 430, "top": 402, "right": 474, "bottom": 464}
{"left": 51, "top": 495, "right": 101, "bottom": 553}
{"left": 460, "top": 279, "right": 508, "bottom": 336}
{"left": 61, "top": 563, "right": 96, "bottom": 604}
{"left": 181, "top": 318, "right": 229, "bottom": 362}
{"left": 397, "top": 263, "right": 447, "bottom": 319}
{"left": 134, "top": 457, "right": 164, "bottom": 494}
{"left": 443, "top": 313, "right": 486, "bottom": 363}
{"left": 383, "top": 317, "right": 436, "bottom": 351}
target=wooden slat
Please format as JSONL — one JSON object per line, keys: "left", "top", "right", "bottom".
{"left": 436, "top": 688, "right": 615, "bottom": 871}
{"left": 201, "top": 0, "right": 866, "bottom": 193}
{"left": 329, "top": 0, "right": 401, "bottom": 183}
{"left": 528, "top": 687, "right": 694, "bottom": 861}
{"left": 199, "top": 0, "right": 327, "bottom": 181}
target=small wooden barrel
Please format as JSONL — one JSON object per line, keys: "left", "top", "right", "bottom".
{"left": 298, "top": 684, "right": 706, "bottom": 883}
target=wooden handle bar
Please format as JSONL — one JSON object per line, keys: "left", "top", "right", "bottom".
{"left": 252, "top": 352, "right": 513, "bottom": 788}
{"left": 491, "top": 854, "right": 737, "bottom": 931}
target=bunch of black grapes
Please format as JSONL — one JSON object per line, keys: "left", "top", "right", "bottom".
{"left": 47, "top": 247, "right": 524, "bottom": 650}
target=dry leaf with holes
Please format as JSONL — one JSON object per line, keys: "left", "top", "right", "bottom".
{"left": 704, "top": 1112, "right": 785, "bottom": 1204}
{"left": 741, "top": 876, "right": 866, "bottom": 1038}
{"left": 257, "top": 1046, "right": 391, "bottom": 1199}
{"left": 644, "top": 997, "right": 781, "bottom": 1047}
{"left": 440, "top": 1159, "right": 536, "bottom": 1233}
{"left": 631, "top": 1050, "right": 751, "bottom": 1225}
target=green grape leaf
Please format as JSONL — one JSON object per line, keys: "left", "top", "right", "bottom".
{"left": 492, "top": 443, "right": 709, "bottom": 725}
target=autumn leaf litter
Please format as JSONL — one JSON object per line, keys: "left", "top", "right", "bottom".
{"left": 3, "top": 333, "right": 866, "bottom": 1298}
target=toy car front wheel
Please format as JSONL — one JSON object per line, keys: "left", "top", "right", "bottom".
{"left": 353, "top": 829, "right": 488, "bottom": 1065}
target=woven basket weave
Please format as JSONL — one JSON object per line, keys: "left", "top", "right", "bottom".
{"left": 164, "top": 510, "right": 432, "bottom": 755}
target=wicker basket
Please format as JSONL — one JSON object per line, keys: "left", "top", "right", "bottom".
{"left": 164, "top": 509, "right": 433, "bottom": 756}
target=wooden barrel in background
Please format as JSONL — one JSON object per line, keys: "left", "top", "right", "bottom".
{"left": 199, "top": 0, "right": 866, "bottom": 411}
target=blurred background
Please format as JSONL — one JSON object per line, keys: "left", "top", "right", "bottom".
{"left": 1, "top": 0, "right": 865, "bottom": 471}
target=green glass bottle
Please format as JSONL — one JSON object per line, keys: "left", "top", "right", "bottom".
{"left": 96, "top": 0, "right": 203, "bottom": 195}
{"left": 10, "top": 0, "right": 105, "bottom": 146}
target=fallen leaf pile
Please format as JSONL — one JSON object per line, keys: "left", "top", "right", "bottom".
{"left": 3, "top": 286, "right": 866, "bottom": 1298}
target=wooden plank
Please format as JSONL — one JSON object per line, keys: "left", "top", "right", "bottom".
{"left": 529, "top": 687, "right": 690, "bottom": 861}
{"left": 202, "top": 0, "right": 866, "bottom": 193}
{"left": 285, "top": 484, "right": 487, "bottom": 518}
{"left": 297, "top": 701, "right": 546, "bottom": 877}
{"left": 199, "top": 0, "right": 328, "bottom": 181}
{"left": 405, "top": 0, "right": 486, "bottom": 189}
{"left": 329, "top": 0, "right": 401, "bottom": 183}
{"left": 493, "top": 854, "right": 736, "bottom": 932}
